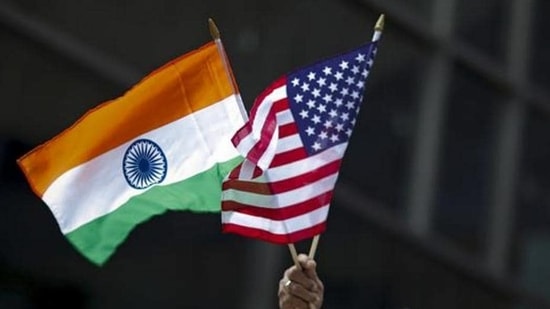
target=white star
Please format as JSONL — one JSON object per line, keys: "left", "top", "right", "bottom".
{"left": 346, "top": 128, "right": 353, "bottom": 137}
{"left": 317, "top": 77, "right": 327, "bottom": 87}
{"left": 291, "top": 78, "right": 300, "bottom": 87}
{"left": 312, "top": 142, "right": 322, "bottom": 151}
{"left": 307, "top": 72, "right": 316, "bottom": 81}
{"left": 334, "top": 71, "right": 344, "bottom": 80}
{"left": 340, "top": 112, "right": 349, "bottom": 121}
{"left": 345, "top": 101, "right": 355, "bottom": 109}
{"left": 322, "top": 94, "right": 332, "bottom": 104}
{"left": 351, "top": 65, "right": 360, "bottom": 74}
{"left": 299, "top": 109, "right": 309, "bottom": 119}
{"left": 319, "top": 131, "right": 328, "bottom": 139}
{"left": 367, "top": 58, "right": 374, "bottom": 67}
{"left": 362, "top": 69, "right": 369, "bottom": 77}
{"left": 329, "top": 110, "right": 338, "bottom": 119}
{"left": 306, "top": 126, "right": 315, "bottom": 136}
{"left": 312, "top": 115, "right": 321, "bottom": 124}
{"left": 323, "top": 66, "right": 332, "bottom": 75}
{"left": 306, "top": 100, "right": 316, "bottom": 109}
{"left": 328, "top": 83, "right": 338, "bottom": 92}
{"left": 323, "top": 120, "right": 333, "bottom": 129}
{"left": 356, "top": 80, "right": 365, "bottom": 88}
{"left": 316, "top": 104, "right": 327, "bottom": 113}
{"left": 294, "top": 94, "right": 304, "bottom": 103}
{"left": 339, "top": 60, "right": 349, "bottom": 70}
{"left": 355, "top": 53, "right": 366, "bottom": 62}
{"left": 312, "top": 88, "right": 321, "bottom": 98}
{"left": 345, "top": 76, "right": 355, "bottom": 85}
{"left": 351, "top": 91, "right": 359, "bottom": 99}
{"left": 335, "top": 123, "right": 344, "bottom": 132}
{"left": 334, "top": 98, "right": 343, "bottom": 107}
{"left": 330, "top": 134, "right": 339, "bottom": 142}
{"left": 340, "top": 88, "right": 349, "bottom": 96}
{"left": 301, "top": 82, "right": 310, "bottom": 92}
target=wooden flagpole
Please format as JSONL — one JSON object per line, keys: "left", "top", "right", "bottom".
{"left": 208, "top": 18, "right": 248, "bottom": 120}
{"left": 288, "top": 243, "right": 302, "bottom": 270}
{"left": 308, "top": 235, "right": 320, "bottom": 259}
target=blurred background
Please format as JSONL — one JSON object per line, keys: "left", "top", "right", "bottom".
{"left": 1, "top": 0, "right": 549, "bottom": 308}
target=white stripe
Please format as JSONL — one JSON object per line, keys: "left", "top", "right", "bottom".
{"left": 262, "top": 143, "right": 347, "bottom": 183}
{"left": 221, "top": 205, "right": 329, "bottom": 234}
{"left": 276, "top": 110, "right": 293, "bottom": 125}
{"left": 277, "top": 134, "right": 302, "bottom": 154}
{"left": 44, "top": 95, "right": 245, "bottom": 234}
{"left": 255, "top": 124, "right": 279, "bottom": 171}
{"left": 235, "top": 85, "right": 287, "bottom": 171}
{"left": 233, "top": 133, "right": 256, "bottom": 159}
{"left": 222, "top": 173, "right": 339, "bottom": 208}
{"left": 238, "top": 159, "right": 257, "bottom": 179}
{"left": 250, "top": 85, "right": 286, "bottom": 137}
{"left": 250, "top": 86, "right": 286, "bottom": 170}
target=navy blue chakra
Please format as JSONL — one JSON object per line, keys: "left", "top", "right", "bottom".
{"left": 122, "top": 139, "right": 168, "bottom": 189}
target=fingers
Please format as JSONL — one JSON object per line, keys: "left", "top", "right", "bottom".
{"left": 279, "top": 278, "right": 310, "bottom": 309}
{"left": 279, "top": 290, "right": 309, "bottom": 309}
{"left": 285, "top": 279, "right": 320, "bottom": 304}
{"left": 296, "top": 254, "right": 323, "bottom": 293}
{"left": 297, "top": 253, "right": 310, "bottom": 268}
{"left": 279, "top": 254, "right": 324, "bottom": 309}
{"left": 284, "top": 265, "right": 315, "bottom": 291}
{"left": 281, "top": 256, "right": 323, "bottom": 305}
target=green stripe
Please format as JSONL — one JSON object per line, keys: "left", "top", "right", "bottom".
{"left": 66, "top": 156, "right": 242, "bottom": 265}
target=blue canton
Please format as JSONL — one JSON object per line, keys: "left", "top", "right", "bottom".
{"left": 286, "top": 42, "right": 378, "bottom": 155}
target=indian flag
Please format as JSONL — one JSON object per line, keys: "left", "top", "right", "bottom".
{"left": 17, "top": 42, "right": 246, "bottom": 265}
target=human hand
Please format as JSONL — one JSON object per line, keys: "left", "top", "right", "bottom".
{"left": 278, "top": 254, "right": 324, "bottom": 309}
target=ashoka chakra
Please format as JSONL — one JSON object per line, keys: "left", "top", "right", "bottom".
{"left": 122, "top": 139, "right": 167, "bottom": 189}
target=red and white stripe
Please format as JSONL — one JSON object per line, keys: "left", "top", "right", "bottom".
{"left": 231, "top": 78, "right": 286, "bottom": 172}
{"left": 221, "top": 78, "right": 347, "bottom": 244}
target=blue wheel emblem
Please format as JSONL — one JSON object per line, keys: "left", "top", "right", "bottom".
{"left": 123, "top": 139, "right": 167, "bottom": 189}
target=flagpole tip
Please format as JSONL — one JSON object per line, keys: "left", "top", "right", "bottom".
{"left": 208, "top": 18, "right": 220, "bottom": 40}
{"left": 374, "top": 14, "right": 385, "bottom": 32}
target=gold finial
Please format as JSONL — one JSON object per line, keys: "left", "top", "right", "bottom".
{"left": 374, "top": 14, "right": 385, "bottom": 32}
{"left": 208, "top": 18, "right": 220, "bottom": 40}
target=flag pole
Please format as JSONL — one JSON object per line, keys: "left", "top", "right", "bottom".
{"left": 208, "top": 18, "right": 248, "bottom": 120}
{"left": 288, "top": 243, "right": 302, "bottom": 270}
{"left": 208, "top": 17, "right": 305, "bottom": 270}
{"left": 308, "top": 235, "right": 320, "bottom": 259}
{"left": 373, "top": 13, "right": 385, "bottom": 41}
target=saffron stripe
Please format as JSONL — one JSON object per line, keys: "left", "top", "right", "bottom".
{"left": 18, "top": 42, "right": 233, "bottom": 197}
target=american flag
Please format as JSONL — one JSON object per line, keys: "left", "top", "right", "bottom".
{"left": 221, "top": 37, "right": 380, "bottom": 244}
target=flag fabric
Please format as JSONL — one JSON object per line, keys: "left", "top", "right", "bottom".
{"left": 221, "top": 38, "right": 380, "bottom": 244}
{"left": 18, "top": 42, "right": 246, "bottom": 265}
